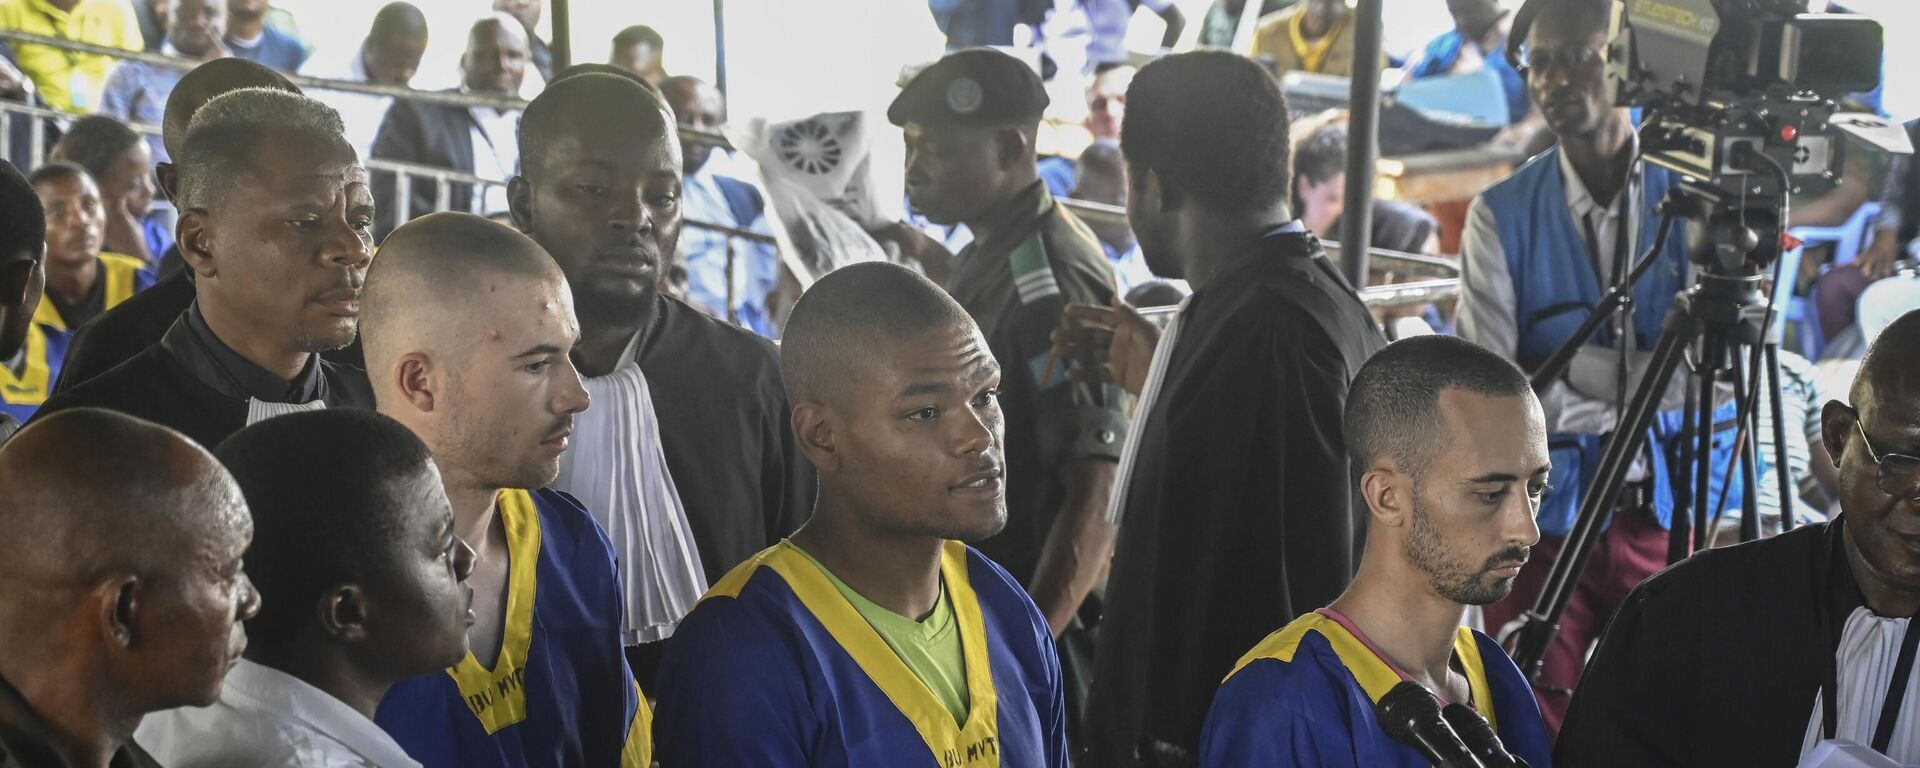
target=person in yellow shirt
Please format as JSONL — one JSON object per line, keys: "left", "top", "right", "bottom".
{"left": 0, "top": 0, "right": 142, "bottom": 111}
{"left": 1248, "top": 0, "right": 1369, "bottom": 78}
{"left": 26, "top": 161, "right": 153, "bottom": 331}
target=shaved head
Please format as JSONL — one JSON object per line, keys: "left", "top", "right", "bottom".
{"left": 782, "top": 262, "right": 978, "bottom": 407}
{"left": 1852, "top": 310, "right": 1920, "bottom": 411}
{"left": 0, "top": 408, "right": 257, "bottom": 713}
{"left": 362, "top": 211, "right": 566, "bottom": 377}
{"left": 362, "top": 212, "right": 587, "bottom": 491}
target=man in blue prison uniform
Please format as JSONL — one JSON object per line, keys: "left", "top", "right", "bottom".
{"left": 656, "top": 263, "right": 1069, "bottom": 767}
{"left": 362, "top": 213, "right": 650, "bottom": 766}
{"left": 1203, "top": 337, "right": 1554, "bottom": 767}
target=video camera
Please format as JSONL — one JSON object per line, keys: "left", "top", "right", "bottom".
{"left": 1604, "top": 0, "right": 1902, "bottom": 272}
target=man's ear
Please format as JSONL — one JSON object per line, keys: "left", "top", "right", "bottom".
{"left": 791, "top": 402, "right": 838, "bottom": 474}
{"left": 318, "top": 585, "right": 370, "bottom": 643}
{"left": 394, "top": 353, "right": 437, "bottom": 415}
{"left": 997, "top": 127, "right": 1034, "bottom": 171}
{"left": 1821, "top": 400, "right": 1854, "bottom": 468}
{"left": 1360, "top": 466, "right": 1411, "bottom": 529}
{"left": 507, "top": 175, "right": 534, "bottom": 234}
{"left": 154, "top": 162, "right": 177, "bottom": 201}
{"left": 102, "top": 575, "right": 143, "bottom": 648}
{"left": 176, "top": 209, "right": 217, "bottom": 278}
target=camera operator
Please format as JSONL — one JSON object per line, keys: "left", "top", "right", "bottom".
{"left": 1455, "top": 0, "right": 1759, "bottom": 735}
{"left": 1557, "top": 308, "right": 1920, "bottom": 766}
{"left": 1199, "top": 336, "right": 1553, "bottom": 768}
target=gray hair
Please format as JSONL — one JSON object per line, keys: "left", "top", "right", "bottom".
{"left": 175, "top": 87, "right": 347, "bottom": 212}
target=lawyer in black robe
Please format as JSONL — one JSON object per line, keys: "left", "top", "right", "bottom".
{"left": 1557, "top": 519, "right": 1905, "bottom": 765}
{"left": 32, "top": 305, "right": 372, "bottom": 448}
{"left": 52, "top": 248, "right": 192, "bottom": 394}
{"left": 1085, "top": 228, "right": 1385, "bottom": 765}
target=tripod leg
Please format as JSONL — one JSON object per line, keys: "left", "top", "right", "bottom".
{"left": 1731, "top": 346, "right": 1761, "bottom": 543}
{"left": 1511, "top": 309, "right": 1696, "bottom": 679}
{"left": 1765, "top": 343, "right": 1797, "bottom": 531}
{"left": 1693, "top": 339, "right": 1720, "bottom": 553}
{"left": 1673, "top": 363, "right": 1697, "bottom": 564}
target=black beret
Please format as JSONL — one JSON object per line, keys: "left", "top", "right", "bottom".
{"left": 887, "top": 48, "right": 1049, "bottom": 128}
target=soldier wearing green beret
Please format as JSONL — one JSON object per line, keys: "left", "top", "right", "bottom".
{"left": 878, "top": 46, "right": 1129, "bottom": 736}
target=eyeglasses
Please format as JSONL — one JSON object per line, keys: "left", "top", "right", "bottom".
{"left": 1522, "top": 46, "right": 1606, "bottom": 75}
{"left": 1851, "top": 408, "right": 1920, "bottom": 498}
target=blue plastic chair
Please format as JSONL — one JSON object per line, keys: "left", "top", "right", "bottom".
{"left": 1779, "top": 201, "right": 1882, "bottom": 357}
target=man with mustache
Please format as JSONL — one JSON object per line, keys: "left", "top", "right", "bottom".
{"left": 30, "top": 87, "right": 374, "bottom": 448}
{"left": 510, "top": 71, "right": 813, "bottom": 684}
{"left": 1199, "top": 336, "right": 1552, "bottom": 767}
{"left": 51, "top": 58, "right": 299, "bottom": 393}
{"left": 362, "top": 212, "right": 649, "bottom": 767}
{"left": 0, "top": 408, "right": 260, "bottom": 768}
{"left": 655, "top": 262, "right": 1069, "bottom": 766}
{"left": 137, "top": 409, "right": 476, "bottom": 768}
{"left": 1456, "top": 0, "right": 1756, "bottom": 734}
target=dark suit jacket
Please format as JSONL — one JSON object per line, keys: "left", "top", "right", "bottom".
{"left": 371, "top": 93, "right": 478, "bottom": 239}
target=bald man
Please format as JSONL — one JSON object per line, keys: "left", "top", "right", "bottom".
{"left": 31, "top": 87, "right": 376, "bottom": 449}
{"left": 360, "top": 212, "right": 649, "bottom": 768}
{"left": 136, "top": 409, "right": 475, "bottom": 767}
{"left": 54, "top": 58, "right": 300, "bottom": 394}
{"left": 371, "top": 14, "right": 529, "bottom": 237}
{"left": 510, "top": 71, "right": 812, "bottom": 683}
{"left": 655, "top": 262, "right": 1069, "bottom": 766}
{"left": 0, "top": 408, "right": 260, "bottom": 767}
{"left": 1559, "top": 309, "right": 1920, "bottom": 765}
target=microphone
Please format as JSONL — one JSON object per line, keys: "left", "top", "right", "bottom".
{"left": 1442, "top": 702, "right": 1528, "bottom": 768}
{"left": 1375, "top": 681, "right": 1487, "bottom": 768}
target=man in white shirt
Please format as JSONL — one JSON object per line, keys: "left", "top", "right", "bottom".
{"left": 136, "top": 409, "right": 476, "bottom": 768}
{"left": 301, "top": 2, "right": 429, "bottom": 162}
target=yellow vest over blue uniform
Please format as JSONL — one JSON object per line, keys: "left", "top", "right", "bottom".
{"left": 0, "top": 324, "right": 69, "bottom": 423}
{"left": 1199, "top": 612, "right": 1553, "bottom": 767}
{"left": 654, "top": 540, "right": 1070, "bottom": 766}
{"left": 32, "top": 252, "right": 157, "bottom": 332}
{"left": 374, "top": 489, "right": 651, "bottom": 767}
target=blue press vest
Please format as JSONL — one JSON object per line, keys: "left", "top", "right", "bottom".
{"left": 1482, "top": 149, "right": 1757, "bottom": 536}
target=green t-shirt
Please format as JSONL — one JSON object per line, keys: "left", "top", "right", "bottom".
{"left": 791, "top": 544, "right": 970, "bottom": 724}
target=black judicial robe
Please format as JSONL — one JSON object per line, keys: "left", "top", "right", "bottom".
{"left": 31, "top": 310, "right": 373, "bottom": 449}
{"left": 52, "top": 255, "right": 193, "bottom": 394}
{"left": 635, "top": 294, "right": 814, "bottom": 584}
{"left": 1557, "top": 519, "right": 1859, "bottom": 767}
{"left": 1084, "top": 231, "right": 1386, "bottom": 767}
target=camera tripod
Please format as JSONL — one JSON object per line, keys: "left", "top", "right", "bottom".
{"left": 1506, "top": 190, "right": 1802, "bottom": 680}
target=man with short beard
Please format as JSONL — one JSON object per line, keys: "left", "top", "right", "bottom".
{"left": 1201, "top": 336, "right": 1552, "bottom": 767}
{"left": 31, "top": 87, "right": 374, "bottom": 447}
{"left": 363, "top": 212, "right": 649, "bottom": 766}
{"left": 509, "top": 72, "right": 812, "bottom": 683}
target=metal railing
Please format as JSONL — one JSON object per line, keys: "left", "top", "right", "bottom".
{"left": 0, "top": 29, "right": 1458, "bottom": 311}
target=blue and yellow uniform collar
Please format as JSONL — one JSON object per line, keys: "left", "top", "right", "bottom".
{"left": 1226, "top": 611, "right": 1501, "bottom": 731}
{"left": 708, "top": 539, "right": 1005, "bottom": 766}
